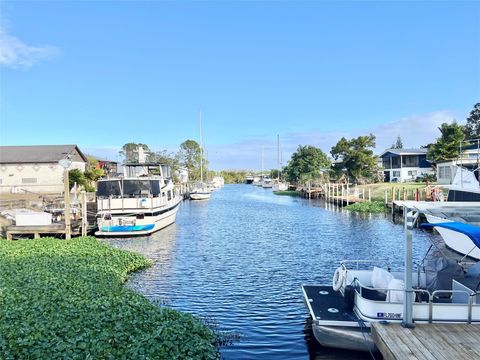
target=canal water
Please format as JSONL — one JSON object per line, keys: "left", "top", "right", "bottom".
{"left": 109, "top": 184, "right": 436, "bottom": 359}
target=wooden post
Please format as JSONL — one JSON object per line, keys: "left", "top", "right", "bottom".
{"left": 346, "top": 182, "right": 349, "bottom": 206}
{"left": 64, "top": 168, "right": 71, "bottom": 240}
{"left": 82, "top": 191, "right": 87, "bottom": 237}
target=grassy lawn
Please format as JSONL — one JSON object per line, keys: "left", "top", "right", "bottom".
{"left": 355, "top": 182, "right": 435, "bottom": 201}
{"left": 0, "top": 237, "right": 218, "bottom": 359}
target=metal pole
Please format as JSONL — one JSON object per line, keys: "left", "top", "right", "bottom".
{"left": 402, "top": 207, "right": 415, "bottom": 328}
{"left": 82, "top": 191, "right": 87, "bottom": 236}
{"left": 64, "top": 168, "right": 71, "bottom": 239}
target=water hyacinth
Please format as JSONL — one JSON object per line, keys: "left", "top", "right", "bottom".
{"left": 0, "top": 237, "right": 218, "bottom": 359}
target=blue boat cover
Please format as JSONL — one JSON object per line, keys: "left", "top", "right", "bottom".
{"left": 421, "top": 222, "right": 480, "bottom": 248}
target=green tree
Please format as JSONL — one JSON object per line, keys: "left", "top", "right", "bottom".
{"left": 284, "top": 145, "right": 331, "bottom": 183}
{"left": 391, "top": 135, "right": 404, "bottom": 149}
{"left": 68, "top": 169, "right": 95, "bottom": 192}
{"left": 330, "top": 134, "right": 378, "bottom": 183}
{"left": 427, "top": 122, "right": 466, "bottom": 162}
{"left": 177, "top": 140, "right": 202, "bottom": 181}
{"left": 464, "top": 102, "right": 480, "bottom": 140}
{"left": 119, "top": 143, "right": 151, "bottom": 163}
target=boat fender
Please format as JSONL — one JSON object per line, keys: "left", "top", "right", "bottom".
{"left": 332, "top": 268, "right": 345, "bottom": 291}
{"left": 343, "top": 285, "right": 355, "bottom": 311}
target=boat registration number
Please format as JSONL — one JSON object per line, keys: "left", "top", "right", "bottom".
{"left": 377, "top": 312, "right": 402, "bottom": 319}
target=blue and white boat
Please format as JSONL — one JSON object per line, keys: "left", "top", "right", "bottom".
{"left": 95, "top": 163, "right": 181, "bottom": 237}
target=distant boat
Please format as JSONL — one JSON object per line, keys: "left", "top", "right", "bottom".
{"left": 245, "top": 175, "right": 254, "bottom": 184}
{"left": 272, "top": 134, "right": 288, "bottom": 192}
{"left": 190, "top": 111, "right": 211, "bottom": 201}
{"left": 261, "top": 176, "right": 273, "bottom": 188}
{"left": 212, "top": 176, "right": 224, "bottom": 188}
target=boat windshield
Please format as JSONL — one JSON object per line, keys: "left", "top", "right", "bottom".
{"left": 97, "top": 179, "right": 162, "bottom": 198}
{"left": 123, "top": 180, "right": 152, "bottom": 196}
{"left": 97, "top": 180, "right": 122, "bottom": 198}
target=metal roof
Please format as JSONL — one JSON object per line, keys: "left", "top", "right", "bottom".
{"left": 0, "top": 145, "right": 87, "bottom": 164}
{"left": 379, "top": 148, "right": 428, "bottom": 157}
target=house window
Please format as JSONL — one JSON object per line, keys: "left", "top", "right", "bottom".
{"left": 408, "top": 170, "right": 417, "bottom": 177}
{"left": 438, "top": 166, "right": 452, "bottom": 180}
{"left": 403, "top": 155, "right": 419, "bottom": 167}
{"left": 392, "top": 171, "right": 401, "bottom": 177}
{"left": 22, "top": 178, "right": 37, "bottom": 184}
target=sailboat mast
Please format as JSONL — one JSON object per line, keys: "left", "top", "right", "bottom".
{"left": 277, "top": 134, "right": 280, "bottom": 181}
{"left": 200, "top": 111, "right": 203, "bottom": 183}
{"left": 261, "top": 146, "right": 264, "bottom": 178}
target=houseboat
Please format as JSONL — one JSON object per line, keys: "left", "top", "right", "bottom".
{"left": 95, "top": 163, "right": 181, "bottom": 236}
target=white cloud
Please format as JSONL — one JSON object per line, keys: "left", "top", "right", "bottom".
{"left": 0, "top": 27, "right": 59, "bottom": 69}
{"left": 80, "top": 111, "right": 458, "bottom": 171}
{"left": 208, "top": 111, "right": 457, "bottom": 170}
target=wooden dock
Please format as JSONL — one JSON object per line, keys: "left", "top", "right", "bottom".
{"left": 372, "top": 322, "right": 480, "bottom": 359}
{"left": 5, "top": 221, "right": 82, "bottom": 240}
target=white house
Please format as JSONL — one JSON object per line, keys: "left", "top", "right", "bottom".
{"left": 0, "top": 145, "right": 87, "bottom": 194}
{"left": 379, "top": 148, "right": 434, "bottom": 182}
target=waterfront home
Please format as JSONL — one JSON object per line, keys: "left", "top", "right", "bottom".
{"left": 380, "top": 148, "right": 434, "bottom": 182}
{"left": 0, "top": 145, "right": 87, "bottom": 194}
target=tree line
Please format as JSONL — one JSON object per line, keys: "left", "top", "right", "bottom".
{"left": 282, "top": 102, "right": 480, "bottom": 185}
{"left": 102, "top": 102, "right": 480, "bottom": 187}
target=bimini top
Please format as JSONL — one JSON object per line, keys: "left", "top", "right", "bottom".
{"left": 421, "top": 222, "right": 480, "bottom": 248}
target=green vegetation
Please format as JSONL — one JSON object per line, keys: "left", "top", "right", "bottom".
{"left": 273, "top": 190, "right": 301, "bottom": 197}
{"left": 345, "top": 201, "right": 386, "bottom": 213}
{"left": 331, "top": 134, "right": 379, "bottom": 184}
{"left": 464, "top": 102, "right": 480, "bottom": 139}
{"left": 0, "top": 237, "right": 218, "bottom": 359}
{"left": 284, "top": 145, "right": 330, "bottom": 183}
{"left": 427, "top": 121, "right": 466, "bottom": 162}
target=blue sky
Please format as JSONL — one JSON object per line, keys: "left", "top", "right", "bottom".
{"left": 1, "top": 1, "right": 479, "bottom": 170}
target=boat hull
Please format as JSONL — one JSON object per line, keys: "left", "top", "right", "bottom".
{"left": 190, "top": 192, "right": 211, "bottom": 200}
{"left": 95, "top": 201, "right": 180, "bottom": 237}
{"left": 425, "top": 214, "right": 480, "bottom": 260}
{"left": 312, "top": 323, "right": 375, "bottom": 352}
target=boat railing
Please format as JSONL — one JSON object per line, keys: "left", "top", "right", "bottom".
{"left": 429, "top": 289, "right": 479, "bottom": 324}
{"left": 352, "top": 277, "right": 479, "bottom": 323}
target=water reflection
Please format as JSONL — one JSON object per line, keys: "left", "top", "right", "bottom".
{"left": 108, "top": 184, "right": 437, "bottom": 359}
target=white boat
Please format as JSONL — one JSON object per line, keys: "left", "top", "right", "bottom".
{"left": 261, "top": 177, "right": 273, "bottom": 188}
{"left": 272, "top": 182, "right": 288, "bottom": 191}
{"left": 302, "top": 222, "right": 480, "bottom": 352}
{"left": 190, "top": 111, "right": 211, "bottom": 201}
{"left": 190, "top": 182, "right": 211, "bottom": 200}
{"left": 212, "top": 176, "right": 224, "bottom": 188}
{"left": 272, "top": 134, "right": 288, "bottom": 192}
{"left": 95, "top": 163, "right": 181, "bottom": 237}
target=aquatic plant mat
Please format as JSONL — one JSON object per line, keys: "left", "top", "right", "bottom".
{"left": 345, "top": 201, "right": 387, "bottom": 213}
{"left": 273, "top": 190, "right": 301, "bottom": 196}
{"left": 0, "top": 236, "right": 218, "bottom": 359}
